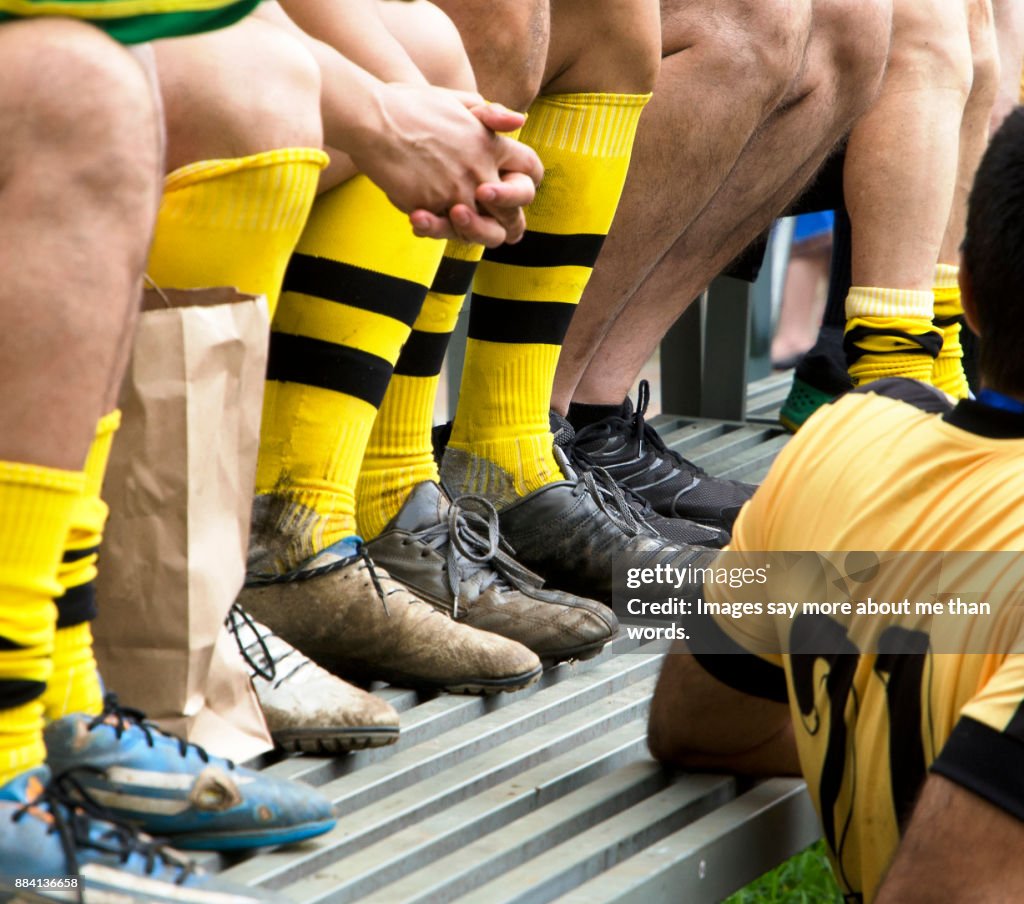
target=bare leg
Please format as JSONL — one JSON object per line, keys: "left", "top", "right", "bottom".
{"left": 846, "top": 0, "right": 973, "bottom": 291}
{"left": 939, "top": 0, "right": 999, "bottom": 266}
{"left": 989, "top": 0, "right": 1024, "bottom": 133}
{"left": 566, "top": 0, "right": 891, "bottom": 407}
{"left": 772, "top": 240, "right": 832, "bottom": 365}
{"left": 0, "top": 20, "right": 161, "bottom": 469}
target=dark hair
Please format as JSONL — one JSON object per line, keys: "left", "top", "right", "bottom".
{"left": 962, "top": 106, "right": 1024, "bottom": 395}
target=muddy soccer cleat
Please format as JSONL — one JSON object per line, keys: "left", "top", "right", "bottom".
{"left": 569, "top": 381, "right": 754, "bottom": 531}
{"left": 366, "top": 481, "right": 617, "bottom": 664}
{"left": 0, "top": 766, "right": 279, "bottom": 901}
{"left": 227, "top": 604, "right": 400, "bottom": 754}
{"left": 43, "top": 695, "right": 335, "bottom": 851}
{"left": 237, "top": 540, "right": 542, "bottom": 695}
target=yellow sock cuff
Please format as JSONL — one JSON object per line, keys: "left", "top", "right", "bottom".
{"left": 845, "top": 286, "right": 934, "bottom": 320}
{"left": 523, "top": 92, "right": 652, "bottom": 157}
{"left": 148, "top": 148, "right": 328, "bottom": 316}
{"left": 0, "top": 463, "right": 82, "bottom": 613}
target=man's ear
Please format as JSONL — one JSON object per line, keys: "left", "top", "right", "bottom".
{"left": 958, "top": 252, "right": 980, "bottom": 337}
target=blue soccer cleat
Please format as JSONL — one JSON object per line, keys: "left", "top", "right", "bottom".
{"left": 44, "top": 694, "right": 336, "bottom": 851}
{"left": 0, "top": 765, "right": 279, "bottom": 901}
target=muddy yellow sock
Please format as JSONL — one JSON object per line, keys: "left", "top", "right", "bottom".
{"left": 146, "top": 149, "right": 327, "bottom": 317}
{"left": 43, "top": 411, "right": 121, "bottom": 721}
{"left": 0, "top": 462, "right": 82, "bottom": 784}
{"left": 357, "top": 241, "right": 482, "bottom": 539}
{"left": 446, "top": 93, "right": 650, "bottom": 504}
{"left": 252, "top": 176, "right": 444, "bottom": 574}
{"left": 844, "top": 287, "right": 943, "bottom": 386}
{"left": 932, "top": 263, "right": 970, "bottom": 398}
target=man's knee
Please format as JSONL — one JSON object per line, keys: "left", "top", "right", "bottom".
{"left": 661, "top": 0, "right": 812, "bottom": 114}
{"left": 544, "top": 0, "right": 661, "bottom": 96}
{"left": 0, "top": 19, "right": 160, "bottom": 203}
{"left": 807, "top": 0, "right": 891, "bottom": 118}
{"left": 433, "top": 0, "right": 549, "bottom": 111}
{"left": 157, "top": 17, "right": 322, "bottom": 172}
{"left": 379, "top": 0, "right": 476, "bottom": 91}
{"left": 888, "top": 0, "right": 974, "bottom": 100}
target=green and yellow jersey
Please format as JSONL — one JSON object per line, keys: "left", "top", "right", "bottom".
{"left": 0, "top": 0, "right": 259, "bottom": 43}
{"left": 693, "top": 381, "right": 1024, "bottom": 902}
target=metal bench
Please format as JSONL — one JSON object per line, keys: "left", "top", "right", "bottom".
{"left": 209, "top": 371, "right": 819, "bottom": 903}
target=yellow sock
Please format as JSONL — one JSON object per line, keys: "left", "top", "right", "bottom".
{"left": 146, "top": 149, "right": 327, "bottom": 318}
{"left": 0, "top": 462, "right": 82, "bottom": 785}
{"left": 447, "top": 92, "right": 651, "bottom": 504}
{"left": 932, "top": 263, "right": 970, "bottom": 399}
{"left": 844, "top": 286, "right": 944, "bottom": 386}
{"left": 252, "top": 176, "right": 444, "bottom": 574}
{"left": 356, "top": 240, "right": 483, "bottom": 539}
{"left": 44, "top": 411, "right": 120, "bottom": 721}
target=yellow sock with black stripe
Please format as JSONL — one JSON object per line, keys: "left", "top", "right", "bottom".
{"left": 932, "top": 263, "right": 970, "bottom": 398}
{"left": 43, "top": 411, "right": 121, "bottom": 721}
{"left": 446, "top": 92, "right": 651, "bottom": 504}
{"left": 146, "top": 149, "right": 327, "bottom": 317}
{"left": 0, "top": 462, "right": 83, "bottom": 785}
{"left": 357, "top": 240, "right": 482, "bottom": 539}
{"left": 844, "top": 287, "right": 944, "bottom": 386}
{"left": 253, "top": 176, "right": 444, "bottom": 573}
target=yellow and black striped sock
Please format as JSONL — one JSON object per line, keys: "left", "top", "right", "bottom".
{"left": 445, "top": 92, "right": 650, "bottom": 505}
{"left": 932, "top": 263, "right": 970, "bottom": 399}
{"left": 0, "top": 462, "right": 82, "bottom": 785}
{"left": 844, "top": 287, "right": 944, "bottom": 386}
{"left": 357, "top": 240, "right": 482, "bottom": 539}
{"left": 252, "top": 176, "right": 444, "bottom": 573}
{"left": 44, "top": 411, "right": 121, "bottom": 721}
{"left": 146, "top": 149, "right": 327, "bottom": 317}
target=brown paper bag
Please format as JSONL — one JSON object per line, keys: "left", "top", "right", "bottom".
{"left": 93, "top": 287, "right": 273, "bottom": 761}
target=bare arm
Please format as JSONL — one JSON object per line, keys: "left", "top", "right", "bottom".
{"left": 279, "top": 0, "right": 426, "bottom": 84}
{"left": 256, "top": 1, "right": 542, "bottom": 246}
{"left": 876, "top": 774, "right": 1024, "bottom": 903}
{"left": 647, "top": 643, "right": 800, "bottom": 776}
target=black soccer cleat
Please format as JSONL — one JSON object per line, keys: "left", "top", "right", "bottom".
{"left": 570, "top": 381, "right": 755, "bottom": 531}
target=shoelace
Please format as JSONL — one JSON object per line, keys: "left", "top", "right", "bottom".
{"left": 226, "top": 603, "right": 316, "bottom": 689}
{"left": 575, "top": 380, "right": 707, "bottom": 479}
{"left": 410, "top": 494, "right": 546, "bottom": 618}
{"left": 570, "top": 464, "right": 643, "bottom": 538}
{"left": 13, "top": 767, "right": 195, "bottom": 902}
{"left": 90, "top": 694, "right": 235, "bottom": 770}
{"left": 246, "top": 545, "right": 394, "bottom": 615}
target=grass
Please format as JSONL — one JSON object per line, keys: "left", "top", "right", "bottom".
{"left": 723, "top": 841, "right": 843, "bottom": 904}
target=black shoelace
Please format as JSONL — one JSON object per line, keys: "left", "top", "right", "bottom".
{"left": 576, "top": 379, "right": 707, "bottom": 478}
{"left": 245, "top": 545, "right": 393, "bottom": 614}
{"left": 90, "top": 694, "right": 235, "bottom": 770}
{"left": 12, "top": 767, "right": 195, "bottom": 902}
{"left": 409, "top": 494, "right": 544, "bottom": 618}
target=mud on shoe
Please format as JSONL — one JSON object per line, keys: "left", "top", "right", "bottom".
{"left": 43, "top": 694, "right": 335, "bottom": 851}
{"left": 237, "top": 540, "right": 542, "bottom": 695}
{"left": 366, "top": 481, "right": 617, "bottom": 665}
{"left": 0, "top": 766, "right": 278, "bottom": 901}
{"left": 227, "top": 604, "right": 399, "bottom": 754}
{"left": 571, "top": 381, "right": 755, "bottom": 531}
